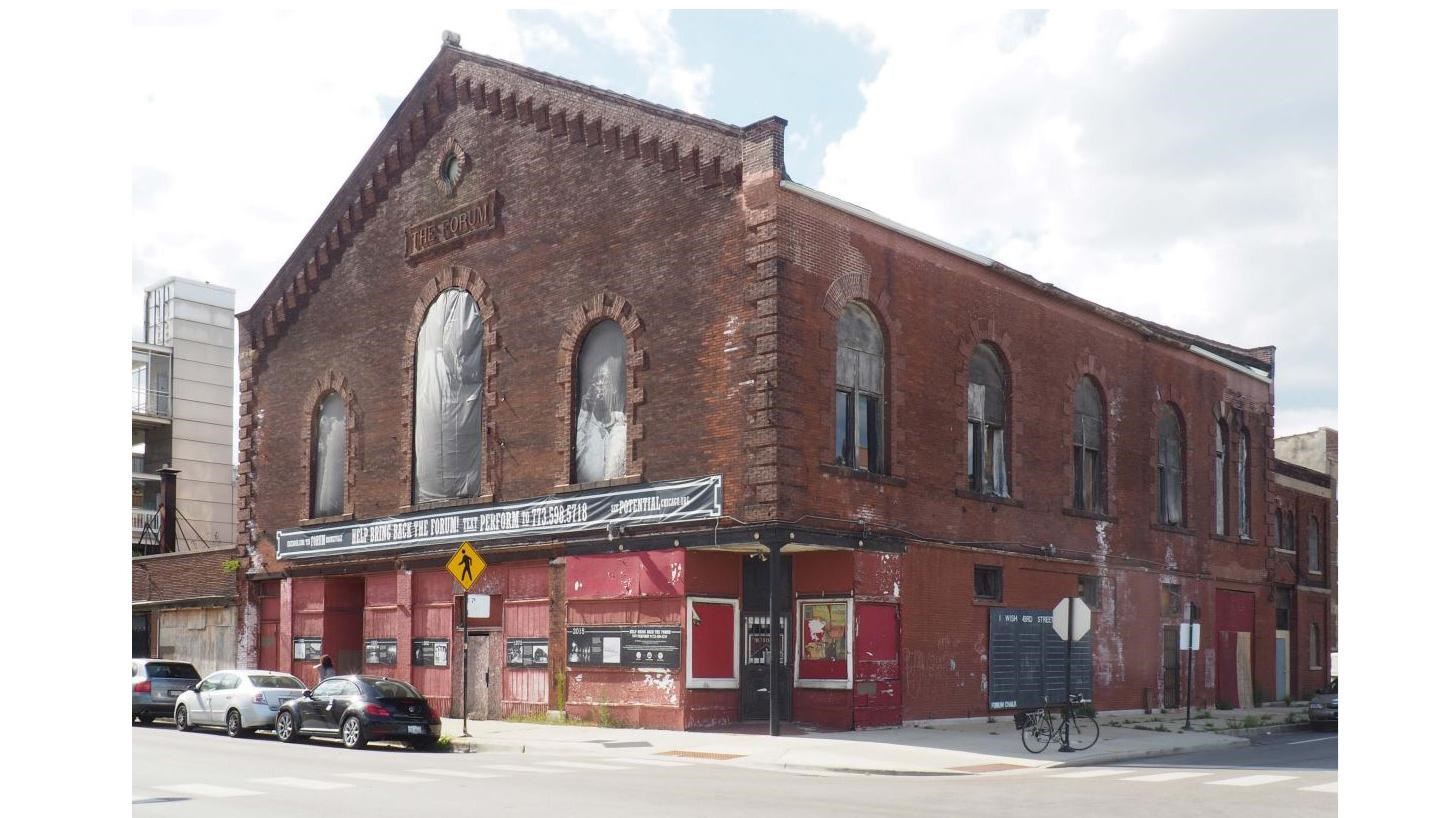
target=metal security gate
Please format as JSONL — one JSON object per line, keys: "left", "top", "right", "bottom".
{"left": 740, "top": 553, "right": 792, "bottom": 721}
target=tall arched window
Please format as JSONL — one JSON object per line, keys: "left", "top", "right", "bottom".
{"left": 1157, "top": 405, "right": 1184, "bottom": 525}
{"left": 1072, "top": 377, "right": 1105, "bottom": 512}
{"left": 1274, "top": 509, "right": 1284, "bottom": 550}
{"left": 574, "top": 320, "right": 627, "bottom": 483}
{"left": 968, "top": 345, "right": 1008, "bottom": 496}
{"left": 835, "top": 302, "right": 884, "bottom": 472}
{"left": 1284, "top": 507, "right": 1296, "bottom": 551}
{"left": 312, "top": 392, "right": 346, "bottom": 517}
{"left": 1214, "top": 420, "right": 1228, "bottom": 536}
{"left": 1238, "top": 427, "right": 1251, "bottom": 538}
{"left": 1308, "top": 516, "right": 1322, "bottom": 573}
{"left": 413, "top": 288, "right": 484, "bottom": 503}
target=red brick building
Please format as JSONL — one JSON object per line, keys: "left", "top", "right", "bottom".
{"left": 236, "top": 40, "right": 1295, "bottom": 730}
{"left": 1270, "top": 428, "right": 1338, "bottom": 699}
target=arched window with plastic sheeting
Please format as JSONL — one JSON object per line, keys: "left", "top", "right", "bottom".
{"left": 1072, "top": 377, "right": 1105, "bottom": 512}
{"left": 1157, "top": 404, "right": 1184, "bottom": 526}
{"left": 834, "top": 302, "right": 885, "bottom": 473}
{"left": 413, "top": 288, "right": 483, "bottom": 503}
{"left": 312, "top": 392, "right": 347, "bottom": 517}
{"left": 967, "top": 344, "right": 1008, "bottom": 496}
{"left": 574, "top": 320, "right": 627, "bottom": 483}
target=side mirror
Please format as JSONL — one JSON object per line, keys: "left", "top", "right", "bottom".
{"left": 303, "top": 690, "right": 315, "bottom": 699}
{"left": 192, "top": 683, "right": 202, "bottom": 693}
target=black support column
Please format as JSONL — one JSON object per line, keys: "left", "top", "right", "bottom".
{"left": 767, "top": 540, "right": 784, "bottom": 737}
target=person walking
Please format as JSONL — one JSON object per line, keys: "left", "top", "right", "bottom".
{"left": 314, "top": 654, "right": 335, "bottom": 683}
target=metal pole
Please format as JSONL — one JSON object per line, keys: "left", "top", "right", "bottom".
{"left": 461, "top": 598, "right": 471, "bottom": 738}
{"left": 1059, "top": 599, "right": 1074, "bottom": 752}
{"left": 768, "top": 542, "right": 781, "bottom": 738}
{"left": 1184, "top": 603, "right": 1197, "bottom": 730}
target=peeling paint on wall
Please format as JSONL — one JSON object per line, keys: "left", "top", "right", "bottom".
{"left": 641, "top": 670, "right": 680, "bottom": 706}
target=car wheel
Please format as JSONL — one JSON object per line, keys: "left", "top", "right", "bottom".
{"left": 174, "top": 705, "right": 195, "bottom": 732}
{"left": 275, "top": 710, "right": 301, "bottom": 743}
{"left": 226, "top": 709, "right": 244, "bottom": 738}
{"left": 136, "top": 713, "right": 155, "bottom": 725}
{"left": 340, "top": 715, "right": 367, "bottom": 750}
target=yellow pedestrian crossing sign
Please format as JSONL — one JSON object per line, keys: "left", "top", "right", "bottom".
{"left": 447, "top": 542, "right": 485, "bottom": 590}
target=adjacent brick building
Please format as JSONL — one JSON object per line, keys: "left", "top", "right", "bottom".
{"left": 236, "top": 38, "right": 1306, "bottom": 729}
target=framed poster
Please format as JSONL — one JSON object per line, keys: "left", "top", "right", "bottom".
{"left": 364, "top": 638, "right": 398, "bottom": 666}
{"left": 797, "top": 600, "right": 851, "bottom": 686}
{"left": 566, "top": 625, "right": 681, "bottom": 669}
{"left": 292, "top": 637, "right": 322, "bottom": 661}
{"left": 411, "top": 638, "right": 449, "bottom": 667}
{"left": 506, "top": 638, "right": 549, "bottom": 667}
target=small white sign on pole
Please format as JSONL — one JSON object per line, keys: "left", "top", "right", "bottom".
{"left": 467, "top": 593, "right": 491, "bottom": 619}
{"left": 1051, "top": 597, "right": 1092, "bottom": 641}
{"left": 1179, "top": 622, "right": 1201, "bottom": 651}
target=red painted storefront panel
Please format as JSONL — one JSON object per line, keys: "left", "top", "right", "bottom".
{"left": 290, "top": 577, "right": 324, "bottom": 682}
{"left": 794, "top": 551, "right": 853, "bottom": 596}
{"left": 567, "top": 551, "right": 684, "bottom": 599}
{"left": 854, "top": 602, "right": 902, "bottom": 727}
{"left": 412, "top": 570, "right": 455, "bottom": 716}
{"left": 685, "top": 550, "right": 741, "bottom": 597}
{"left": 690, "top": 600, "right": 736, "bottom": 680}
{"left": 362, "top": 573, "right": 400, "bottom": 673}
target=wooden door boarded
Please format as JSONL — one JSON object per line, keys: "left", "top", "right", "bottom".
{"left": 853, "top": 602, "right": 901, "bottom": 728}
{"left": 1162, "top": 626, "right": 1180, "bottom": 708}
{"left": 1215, "top": 589, "right": 1254, "bottom": 708}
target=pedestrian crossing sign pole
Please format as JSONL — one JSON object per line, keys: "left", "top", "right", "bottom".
{"left": 448, "top": 541, "right": 485, "bottom": 591}
{"left": 446, "top": 541, "right": 485, "bottom": 737}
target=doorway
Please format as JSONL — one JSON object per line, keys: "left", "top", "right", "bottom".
{"left": 459, "top": 630, "right": 501, "bottom": 720}
{"left": 740, "top": 553, "right": 792, "bottom": 721}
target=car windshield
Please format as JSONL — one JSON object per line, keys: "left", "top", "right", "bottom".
{"left": 367, "top": 679, "right": 424, "bottom": 699}
{"left": 146, "top": 662, "right": 201, "bottom": 680}
{"left": 249, "top": 674, "right": 305, "bottom": 689}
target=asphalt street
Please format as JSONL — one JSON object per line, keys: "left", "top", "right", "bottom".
{"left": 133, "top": 722, "right": 1337, "bottom": 818}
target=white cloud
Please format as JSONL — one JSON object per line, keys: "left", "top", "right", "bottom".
{"left": 809, "top": 10, "right": 1337, "bottom": 424}
{"left": 562, "top": 10, "right": 712, "bottom": 114}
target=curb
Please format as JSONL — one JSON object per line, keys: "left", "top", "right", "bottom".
{"left": 1045, "top": 737, "right": 1252, "bottom": 768}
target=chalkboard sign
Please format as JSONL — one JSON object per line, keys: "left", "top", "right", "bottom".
{"left": 988, "top": 607, "right": 1092, "bottom": 710}
{"left": 507, "top": 637, "right": 549, "bottom": 667}
{"left": 567, "top": 625, "right": 681, "bottom": 669}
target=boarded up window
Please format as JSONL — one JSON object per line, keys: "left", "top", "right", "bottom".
{"left": 835, "top": 302, "right": 884, "bottom": 472}
{"left": 974, "top": 565, "right": 1003, "bottom": 601}
{"left": 968, "top": 345, "right": 1009, "bottom": 496}
{"left": 413, "top": 289, "right": 483, "bottom": 502}
{"left": 312, "top": 392, "right": 346, "bottom": 517}
{"left": 1157, "top": 405, "right": 1184, "bottom": 525}
{"left": 574, "top": 321, "right": 627, "bottom": 483}
{"left": 688, "top": 599, "right": 737, "bottom": 687}
{"left": 1072, "top": 377, "right": 1104, "bottom": 512}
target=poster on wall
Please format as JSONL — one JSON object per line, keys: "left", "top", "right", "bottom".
{"left": 364, "top": 639, "right": 398, "bottom": 666}
{"left": 799, "top": 602, "right": 848, "bottom": 662}
{"left": 566, "top": 625, "right": 680, "bottom": 669}
{"left": 506, "top": 638, "right": 549, "bottom": 667}
{"left": 292, "top": 637, "right": 322, "bottom": 661}
{"left": 411, "top": 638, "right": 449, "bottom": 667}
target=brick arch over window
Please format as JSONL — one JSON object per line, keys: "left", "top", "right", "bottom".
{"left": 400, "top": 266, "right": 501, "bottom": 507}
{"left": 555, "top": 291, "right": 647, "bottom": 487}
{"left": 1062, "top": 355, "right": 1116, "bottom": 516}
{"left": 956, "top": 320, "right": 1021, "bottom": 496}
{"left": 298, "top": 371, "right": 361, "bottom": 521}
{"left": 819, "top": 270, "right": 904, "bottom": 476}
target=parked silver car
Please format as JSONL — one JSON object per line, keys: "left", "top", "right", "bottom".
{"left": 1307, "top": 677, "right": 1338, "bottom": 730}
{"left": 174, "top": 669, "right": 308, "bottom": 737}
{"left": 133, "top": 659, "right": 201, "bottom": 724}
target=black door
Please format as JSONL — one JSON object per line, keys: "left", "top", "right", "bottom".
{"left": 740, "top": 554, "right": 792, "bottom": 721}
{"left": 132, "top": 613, "right": 150, "bottom": 658}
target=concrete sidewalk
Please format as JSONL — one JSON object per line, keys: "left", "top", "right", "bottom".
{"left": 438, "top": 705, "right": 1315, "bottom": 776}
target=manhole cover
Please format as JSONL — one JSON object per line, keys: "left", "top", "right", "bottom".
{"left": 657, "top": 750, "right": 745, "bottom": 761}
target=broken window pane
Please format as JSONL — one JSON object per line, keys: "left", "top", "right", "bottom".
{"left": 312, "top": 392, "right": 346, "bottom": 517}
{"left": 835, "top": 302, "right": 885, "bottom": 471}
{"left": 1158, "top": 406, "right": 1183, "bottom": 525}
{"left": 1072, "top": 377, "right": 1103, "bottom": 511}
{"left": 574, "top": 320, "right": 627, "bottom": 483}
{"left": 413, "top": 289, "right": 483, "bottom": 502}
{"left": 974, "top": 565, "right": 1002, "bottom": 601}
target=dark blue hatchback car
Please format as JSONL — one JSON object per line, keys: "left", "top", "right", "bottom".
{"left": 274, "top": 674, "right": 440, "bottom": 750}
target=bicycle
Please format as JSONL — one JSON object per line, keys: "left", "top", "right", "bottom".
{"left": 1017, "top": 693, "right": 1100, "bottom": 752}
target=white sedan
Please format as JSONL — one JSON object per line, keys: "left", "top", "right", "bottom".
{"left": 174, "top": 670, "right": 308, "bottom": 737}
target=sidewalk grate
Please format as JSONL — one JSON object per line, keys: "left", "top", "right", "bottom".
{"left": 657, "top": 750, "right": 745, "bottom": 761}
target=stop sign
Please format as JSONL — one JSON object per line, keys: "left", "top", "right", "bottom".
{"left": 1052, "top": 597, "right": 1092, "bottom": 641}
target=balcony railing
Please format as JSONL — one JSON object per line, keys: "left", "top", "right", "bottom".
{"left": 132, "top": 509, "right": 160, "bottom": 555}
{"left": 132, "top": 388, "right": 171, "bottom": 418}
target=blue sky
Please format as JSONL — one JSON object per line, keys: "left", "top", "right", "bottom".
{"left": 132, "top": 9, "right": 1337, "bottom": 436}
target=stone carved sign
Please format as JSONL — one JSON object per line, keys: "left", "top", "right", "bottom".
{"left": 405, "top": 191, "right": 499, "bottom": 261}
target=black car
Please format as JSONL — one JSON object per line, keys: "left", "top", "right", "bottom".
{"left": 273, "top": 675, "right": 441, "bottom": 750}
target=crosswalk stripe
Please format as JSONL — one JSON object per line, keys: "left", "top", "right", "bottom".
{"left": 1050, "top": 769, "right": 1128, "bottom": 778}
{"left": 1122, "top": 772, "right": 1212, "bottom": 783}
{"left": 475, "top": 764, "right": 566, "bottom": 774}
{"left": 539, "top": 761, "right": 631, "bottom": 771}
{"left": 408, "top": 768, "right": 504, "bottom": 779}
{"left": 1300, "top": 782, "right": 1338, "bottom": 793}
{"left": 251, "top": 776, "right": 353, "bottom": 790}
{"left": 1210, "top": 774, "right": 1298, "bottom": 787}
{"left": 336, "top": 772, "right": 434, "bottom": 784}
{"left": 612, "top": 758, "right": 694, "bottom": 767}
{"left": 154, "top": 783, "right": 264, "bottom": 798}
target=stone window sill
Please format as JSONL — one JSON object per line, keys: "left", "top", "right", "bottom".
{"left": 972, "top": 598, "right": 1006, "bottom": 607}
{"left": 551, "top": 474, "right": 645, "bottom": 495}
{"left": 819, "top": 463, "right": 908, "bottom": 488}
{"left": 399, "top": 494, "right": 495, "bottom": 515}
{"left": 1150, "top": 523, "right": 1194, "bottom": 536}
{"left": 297, "top": 512, "right": 355, "bottom": 527}
{"left": 1062, "top": 507, "right": 1117, "bottom": 524}
{"left": 955, "top": 488, "right": 1022, "bottom": 507}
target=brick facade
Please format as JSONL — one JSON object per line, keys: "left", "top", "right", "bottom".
{"left": 236, "top": 43, "right": 1300, "bottom": 729}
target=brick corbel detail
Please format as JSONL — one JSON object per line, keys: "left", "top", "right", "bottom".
{"left": 956, "top": 321, "right": 1021, "bottom": 496}
{"left": 399, "top": 266, "right": 502, "bottom": 508}
{"left": 297, "top": 371, "right": 362, "bottom": 521}
{"left": 554, "top": 291, "right": 648, "bottom": 486}
{"left": 1062, "top": 354, "right": 1118, "bottom": 518}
